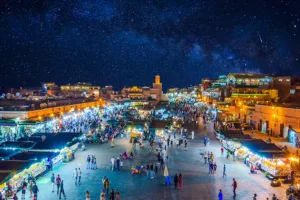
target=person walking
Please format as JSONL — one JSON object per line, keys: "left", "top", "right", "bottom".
{"left": 178, "top": 173, "right": 183, "bottom": 189}
{"left": 102, "top": 176, "right": 107, "bottom": 189}
{"left": 154, "top": 164, "right": 158, "bottom": 178}
{"left": 56, "top": 174, "right": 61, "bottom": 195}
{"left": 232, "top": 178, "right": 237, "bottom": 198}
{"left": 184, "top": 140, "right": 187, "bottom": 151}
{"left": 111, "top": 156, "right": 115, "bottom": 171}
{"left": 59, "top": 180, "right": 66, "bottom": 199}
{"left": 86, "top": 155, "right": 91, "bottom": 169}
{"left": 221, "top": 147, "right": 224, "bottom": 155}
{"left": 105, "top": 178, "right": 110, "bottom": 195}
{"left": 218, "top": 189, "right": 223, "bottom": 200}
{"left": 100, "top": 189, "right": 106, "bottom": 200}
{"left": 204, "top": 152, "right": 208, "bottom": 164}
{"left": 109, "top": 189, "right": 115, "bottom": 200}
{"left": 32, "top": 182, "right": 39, "bottom": 200}
{"left": 223, "top": 165, "right": 226, "bottom": 177}
{"left": 174, "top": 173, "right": 179, "bottom": 189}
{"left": 28, "top": 180, "right": 33, "bottom": 198}
{"left": 73, "top": 168, "right": 78, "bottom": 185}
{"left": 115, "top": 189, "right": 120, "bottom": 200}
{"left": 253, "top": 193, "right": 257, "bottom": 200}
{"left": 78, "top": 168, "right": 82, "bottom": 184}
{"left": 191, "top": 131, "right": 194, "bottom": 140}
{"left": 50, "top": 173, "right": 55, "bottom": 192}
{"left": 86, "top": 191, "right": 91, "bottom": 200}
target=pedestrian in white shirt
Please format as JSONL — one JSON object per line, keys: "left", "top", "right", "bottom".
{"left": 111, "top": 156, "right": 115, "bottom": 171}
{"left": 191, "top": 131, "right": 195, "bottom": 140}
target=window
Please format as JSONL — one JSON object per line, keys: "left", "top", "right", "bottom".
{"left": 287, "top": 79, "right": 290, "bottom": 81}
{"left": 279, "top": 79, "right": 282, "bottom": 82}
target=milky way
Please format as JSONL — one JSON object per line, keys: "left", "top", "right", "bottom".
{"left": 0, "top": 0, "right": 299, "bottom": 89}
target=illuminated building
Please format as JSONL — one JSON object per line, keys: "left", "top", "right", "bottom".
{"left": 60, "top": 82, "right": 100, "bottom": 98}
{"left": 251, "top": 104, "right": 300, "bottom": 140}
{"left": 226, "top": 73, "right": 273, "bottom": 86}
{"left": 121, "top": 75, "right": 163, "bottom": 102}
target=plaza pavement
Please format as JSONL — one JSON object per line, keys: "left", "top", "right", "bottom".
{"left": 17, "top": 121, "right": 287, "bottom": 200}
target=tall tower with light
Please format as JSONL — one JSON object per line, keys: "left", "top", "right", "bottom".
{"left": 152, "top": 75, "right": 163, "bottom": 101}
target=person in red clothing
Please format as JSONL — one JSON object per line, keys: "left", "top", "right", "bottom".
{"left": 232, "top": 178, "right": 237, "bottom": 198}
{"left": 56, "top": 174, "right": 61, "bottom": 195}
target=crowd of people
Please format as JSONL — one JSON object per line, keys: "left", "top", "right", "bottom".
{"left": 5, "top": 99, "right": 286, "bottom": 200}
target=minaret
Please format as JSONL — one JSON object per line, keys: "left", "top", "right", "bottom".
{"left": 155, "top": 75, "right": 160, "bottom": 84}
{"left": 153, "top": 75, "right": 162, "bottom": 101}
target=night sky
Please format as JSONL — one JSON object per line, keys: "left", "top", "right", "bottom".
{"left": 0, "top": 0, "right": 299, "bottom": 89}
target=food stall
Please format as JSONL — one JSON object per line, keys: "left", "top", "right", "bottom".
{"left": 129, "top": 131, "right": 143, "bottom": 143}
{"left": 61, "top": 148, "right": 74, "bottom": 162}
{"left": 0, "top": 141, "right": 36, "bottom": 150}
{"left": 258, "top": 151, "right": 290, "bottom": 177}
{"left": 237, "top": 147, "right": 249, "bottom": 160}
{"left": 222, "top": 140, "right": 241, "bottom": 152}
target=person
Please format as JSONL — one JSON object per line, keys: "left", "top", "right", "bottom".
{"left": 21, "top": 184, "right": 26, "bottom": 199}
{"left": 105, "top": 178, "right": 110, "bottom": 195}
{"left": 272, "top": 194, "right": 277, "bottom": 200}
{"left": 111, "top": 156, "right": 115, "bottom": 171}
{"left": 32, "top": 182, "right": 39, "bottom": 199}
{"left": 102, "top": 176, "right": 107, "bottom": 189}
{"left": 223, "top": 165, "right": 226, "bottom": 177}
{"left": 234, "top": 150, "right": 237, "bottom": 161}
{"left": 154, "top": 164, "right": 158, "bottom": 177}
{"left": 50, "top": 173, "right": 55, "bottom": 192}
{"left": 174, "top": 173, "right": 179, "bottom": 189}
{"left": 13, "top": 194, "right": 18, "bottom": 200}
{"left": 78, "top": 168, "right": 82, "bottom": 184}
{"left": 221, "top": 147, "right": 224, "bottom": 155}
{"left": 178, "top": 173, "right": 183, "bottom": 189}
{"left": 210, "top": 152, "right": 214, "bottom": 161}
{"left": 111, "top": 137, "right": 115, "bottom": 148}
{"left": 73, "top": 168, "right": 78, "bottom": 185}
{"left": 110, "top": 189, "right": 115, "bottom": 200}
{"left": 213, "top": 162, "right": 217, "bottom": 173}
{"left": 204, "top": 152, "right": 208, "bottom": 164}
{"left": 184, "top": 140, "right": 187, "bottom": 150}
{"left": 218, "top": 189, "right": 223, "bottom": 200}
{"left": 191, "top": 130, "right": 194, "bottom": 140}
{"left": 116, "top": 157, "right": 120, "bottom": 171}
{"left": 59, "top": 180, "right": 66, "bottom": 199}
{"left": 253, "top": 193, "right": 257, "bottom": 200}
{"left": 21, "top": 178, "right": 27, "bottom": 199}
{"left": 56, "top": 174, "right": 61, "bottom": 195}
{"left": 232, "top": 178, "right": 237, "bottom": 198}
{"left": 86, "top": 191, "right": 91, "bottom": 200}
{"left": 86, "top": 155, "right": 91, "bottom": 169}
{"left": 120, "top": 159, "right": 123, "bottom": 170}
{"left": 100, "top": 189, "right": 106, "bottom": 200}
{"left": 226, "top": 151, "right": 230, "bottom": 159}
{"left": 115, "top": 189, "right": 120, "bottom": 200}
{"left": 28, "top": 180, "right": 33, "bottom": 198}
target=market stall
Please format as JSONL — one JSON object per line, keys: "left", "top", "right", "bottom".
{"left": 129, "top": 131, "right": 143, "bottom": 143}
{"left": 61, "top": 148, "right": 74, "bottom": 162}
{"left": 0, "top": 141, "right": 36, "bottom": 150}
